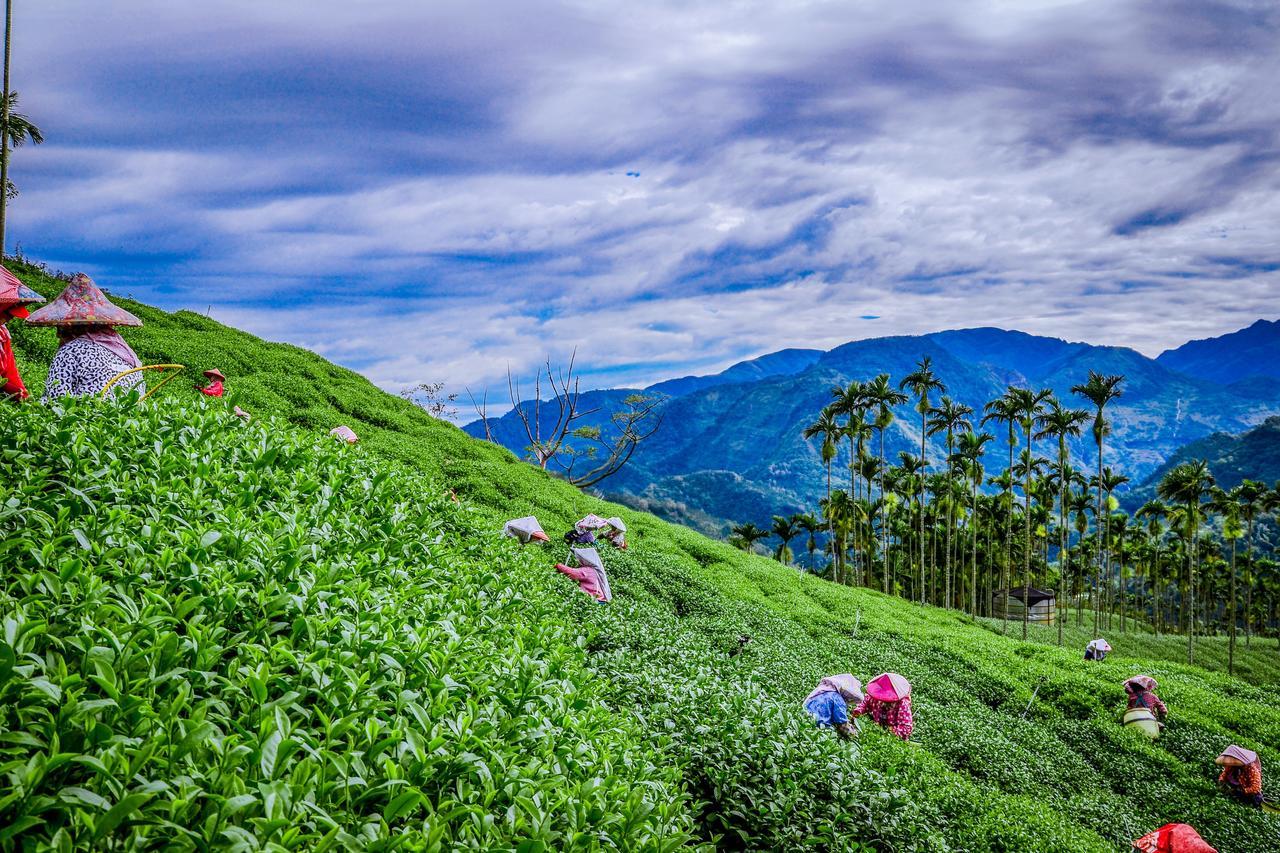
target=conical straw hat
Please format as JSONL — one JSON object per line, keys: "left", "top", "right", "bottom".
{"left": 25, "top": 273, "right": 142, "bottom": 327}
{"left": 867, "top": 672, "right": 911, "bottom": 701}
{"left": 0, "top": 264, "right": 43, "bottom": 309}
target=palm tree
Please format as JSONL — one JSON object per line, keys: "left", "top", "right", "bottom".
{"left": 1157, "top": 460, "right": 1214, "bottom": 664}
{"left": 1109, "top": 511, "right": 1131, "bottom": 632}
{"left": 1036, "top": 399, "right": 1089, "bottom": 645}
{"left": 1235, "top": 480, "right": 1266, "bottom": 648}
{"left": 982, "top": 391, "right": 1022, "bottom": 629}
{"left": 1071, "top": 371, "right": 1125, "bottom": 636}
{"left": 901, "top": 357, "right": 946, "bottom": 603}
{"left": 1135, "top": 500, "right": 1168, "bottom": 634}
{"left": 820, "top": 490, "right": 855, "bottom": 585}
{"left": 771, "top": 514, "right": 802, "bottom": 565}
{"left": 864, "top": 373, "right": 909, "bottom": 593}
{"left": 1208, "top": 487, "right": 1246, "bottom": 675}
{"left": 1093, "top": 467, "right": 1130, "bottom": 629}
{"left": 1070, "top": 491, "right": 1093, "bottom": 625}
{"left": 0, "top": 89, "right": 42, "bottom": 252}
{"left": 856, "top": 453, "right": 883, "bottom": 586}
{"left": 729, "top": 522, "right": 769, "bottom": 554}
{"left": 803, "top": 407, "right": 843, "bottom": 577}
{"left": 1009, "top": 387, "right": 1052, "bottom": 639}
{"left": 797, "top": 513, "right": 822, "bottom": 572}
{"left": 929, "top": 396, "right": 973, "bottom": 609}
{"left": 898, "top": 451, "right": 926, "bottom": 602}
{"left": 956, "top": 431, "right": 994, "bottom": 616}
{"left": 803, "top": 408, "right": 842, "bottom": 510}
{"left": 830, "top": 381, "right": 867, "bottom": 498}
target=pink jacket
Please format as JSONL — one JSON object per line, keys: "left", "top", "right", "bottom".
{"left": 555, "top": 563, "right": 610, "bottom": 602}
{"left": 852, "top": 695, "right": 914, "bottom": 740}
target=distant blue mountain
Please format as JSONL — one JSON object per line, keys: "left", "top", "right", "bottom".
{"left": 646, "top": 348, "right": 822, "bottom": 397}
{"left": 1156, "top": 318, "right": 1280, "bottom": 384}
{"left": 467, "top": 324, "right": 1280, "bottom": 536}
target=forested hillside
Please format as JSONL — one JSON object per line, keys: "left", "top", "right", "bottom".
{"left": 468, "top": 324, "right": 1280, "bottom": 536}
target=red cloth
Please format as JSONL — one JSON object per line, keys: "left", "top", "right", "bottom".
{"left": 1127, "top": 690, "right": 1168, "bottom": 721}
{"left": 1132, "top": 823, "right": 1217, "bottom": 853}
{"left": 554, "top": 562, "right": 609, "bottom": 602}
{"left": 1219, "top": 761, "right": 1263, "bottom": 796}
{"left": 852, "top": 694, "right": 914, "bottom": 740}
{"left": 0, "top": 325, "right": 27, "bottom": 399}
{"left": 199, "top": 380, "right": 224, "bottom": 397}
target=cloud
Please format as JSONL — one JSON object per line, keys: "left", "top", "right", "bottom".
{"left": 7, "top": 0, "right": 1280, "bottom": 403}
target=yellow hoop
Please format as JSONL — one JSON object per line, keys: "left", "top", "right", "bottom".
{"left": 101, "top": 364, "right": 186, "bottom": 403}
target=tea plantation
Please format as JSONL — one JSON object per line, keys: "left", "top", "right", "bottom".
{"left": 4, "top": 261, "right": 1279, "bottom": 850}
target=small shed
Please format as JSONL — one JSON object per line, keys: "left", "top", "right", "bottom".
{"left": 992, "top": 587, "right": 1056, "bottom": 624}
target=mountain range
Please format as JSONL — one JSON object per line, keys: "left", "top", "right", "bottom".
{"left": 467, "top": 319, "right": 1280, "bottom": 536}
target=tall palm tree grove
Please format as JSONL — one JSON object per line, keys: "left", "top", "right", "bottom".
{"left": 724, "top": 355, "right": 1280, "bottom": 681}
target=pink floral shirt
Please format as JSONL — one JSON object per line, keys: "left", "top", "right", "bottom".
{"left": 852, "top": 695, "right": 913, "bottom": 740}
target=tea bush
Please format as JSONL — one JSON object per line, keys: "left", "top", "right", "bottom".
{"left": 6, "top": 262, "right": 1280, "bottom": 850}
{"left": 0, "top": 399, "right": 696, "bottom": 849}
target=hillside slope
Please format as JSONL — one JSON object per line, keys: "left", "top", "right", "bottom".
{"left": 5, "top": 262, "right": 1280, "bottom": 851}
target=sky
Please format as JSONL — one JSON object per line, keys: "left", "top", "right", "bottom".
{"left": 10, "top": 0, "right": 1280, "bottom": 402}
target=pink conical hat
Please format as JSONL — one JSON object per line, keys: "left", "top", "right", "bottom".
{"left": 1124, "top": 675, "right": 1157, "bottom": 692}
{"left": 25, "top": 273, "right": 141, "bottom": 327}
{"left": 867, "top": 672, "right": 911, "bottom": 701}
{"left": 0, "top": 264, "right": 43, "bottom": 309}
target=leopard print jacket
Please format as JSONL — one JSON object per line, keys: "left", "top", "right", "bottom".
{"left": 41, "top": 338, "right": 145, "bottom": 401}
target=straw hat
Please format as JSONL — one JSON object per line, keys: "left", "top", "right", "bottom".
{"left": 867, "top": 672, "right": 911, "bottom": 701}
{"left": 1124, "top": 675, "right": 1157, "bottom": 692}
{"left": 0, "top": 264, "right": 43, "bottom": 313}
{"left": 25, "top": 273, "right": 142, "bottom": 327}
{"left": 203, "top": 368, "right": 226, "bottom": 381}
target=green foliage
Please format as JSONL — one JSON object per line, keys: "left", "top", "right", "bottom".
{"left": 0, "top": 399, "right": 695, "bottom": 849}
{"left": 5, "top": 265, "right": 1280, "bottom": 850}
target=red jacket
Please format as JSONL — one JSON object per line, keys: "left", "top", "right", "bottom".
{"left": 0, "top": 326, "right": 27, "bottom": 399}
{"left": 199, "top": 380, "right": 224, "bottom": 397}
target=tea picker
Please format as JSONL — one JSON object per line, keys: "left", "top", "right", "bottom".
{"left": 1131, "top": 823, "right": 1217, "bottom": 853}
{"left": 25, "top": 273, "right": 161, "bottom": 401}
{"left": 196, "top": 367, "right": 226, "bottom": 397}
{"left": 1121, "top": 675, "right": 1166, "bottom": 740}
{"left": 1216, "top": 745, "right": 1265, "bottom": 808}
{"left": 330, "top": 425, "right": 359, "bottom": 444}
{"left": 554, "top": 546, "right": 613, "bottom": 602}
{"left": 852, "top": 672, "right": 914, "bottom": 740}
{"left": 502, "top": 515, "right": 550, "bottom": 544}
{"left": 803, "top": 674, "right": 863, "bottom": 740}
{"left": 0, "top": 265, "right": 42, "bottom": 400}
{"left": 1084, "top": 638, "right": 1111, "bottom": 661}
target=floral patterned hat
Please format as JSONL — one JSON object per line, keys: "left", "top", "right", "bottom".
{"left": 25, "top": 273, "right": 142, "bottom": 327}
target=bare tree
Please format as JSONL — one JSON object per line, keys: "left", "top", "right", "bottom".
{"left": 465, "top": 385, "right": 493, "bottom": 441}
{"left": 553, "top": 394, "right": 664, "bottom": 487}
{"left": 507, "top": 351, "right": 662, "bottom": 487}
{"left": 401, "top": 381, "right": 459, "bottom": 419}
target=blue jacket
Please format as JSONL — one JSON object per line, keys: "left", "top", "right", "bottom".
{"left": 803, "top": 691, "right": 850, "bottom": 727}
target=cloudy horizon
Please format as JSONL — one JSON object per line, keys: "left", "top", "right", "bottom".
{"left": 9, "top": 0, "right": 1279, "bottom": 397}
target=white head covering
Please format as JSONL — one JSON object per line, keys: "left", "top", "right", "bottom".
{"left": 502, "top": 516, "right": 547, "bottom": 543}
{"left": 804, "top": 674, "right": 864, "bottom": 704}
